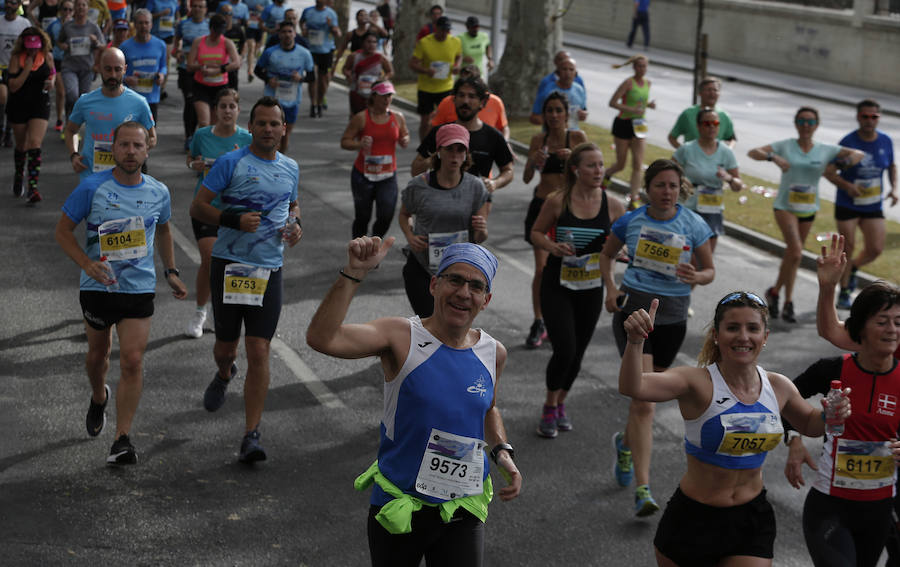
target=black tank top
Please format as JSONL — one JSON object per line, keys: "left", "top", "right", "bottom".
{"left": 39, "top": 2, "right": 59, "bottom": 23}
{"left": 546, "top": 190, "right": 611, "bottom": 278}
{"left": 541, "top": 130, "right": 571, "bottom": 175}
{"left": 9, "top": 57, "right": 53, "bottom": 104}
{"left": 349, "top": 28, "right": 367, "bottom": 52}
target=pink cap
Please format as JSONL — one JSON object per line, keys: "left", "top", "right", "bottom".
{"left": 24, "top": 35, "right": 42, "bottom": 49}
{"left": 371, "top": 81, "right": 395, "bottom": 96}
{"left": 435, "top": 123, "right": 469, "bottom": 149}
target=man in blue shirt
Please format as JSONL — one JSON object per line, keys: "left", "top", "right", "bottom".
{"left": 174, "top": 0, "right": 209, "bottom": 146}
{"left": 189, "top": 96, "right": 303, "bottom": 463}
{"left": 535, "top": 50, "right": 585, "bottom": 99}
{"left": 243, "top": 0, "right": 268, "bottom": 83}
{"left": 65, "top": 47, "right": 157, "bottom": 181}
{"left": 300, "top": 0, "right": 340, "bottom": 118}
{"left": 254, "top": 20, "right": 312, "bottom": 153}
{"left": 824, "top": 98, "right": 898, "bottom": 308}
{"left": 529, "top": 56, "right": 587, "bottom": 130}
{"left": 55, "top": 121, "right": 187, "bottom": 466}
{"left": 260, "top": 0, "right": 285, "bottom": 36}
{"left": 120, "top": 9, "right": 168, "bottom": 121}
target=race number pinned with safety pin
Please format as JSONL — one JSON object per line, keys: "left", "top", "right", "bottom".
{"left": 852, "top": 178, "right": 882, "bottom": 207}
{"left": 430, "top": 61, "right": 450, "bottom": 80}
{"left": 276, "top": 79, "right": 297, "bottom": 106}
{"left": 223, "top": 263, "right": 271, "bottom": 306}
{"left": 98, "top": 216, "right": 148, "bottom": 261}
{"left": 696, "top": 185, "right": 724, "bottom": 213}
{"left": 93, "top": 141, "right": 116, "bottom": 172}
{"left": 632, "top": 118, "right": 648, "bottom": 139}
{"left": 632, "top": 225, "right": 687, "bottom": 278}
{"left": 414, "top": 429, "right": 485, "bottom": 500}
{"left": 787, "top": 184, "right": 817, "bottom": 213}
{"left": 833, "top": 439, "right": 894, "bottom": 491}
{"left": 715, "top": 413, "right": 783, "bottom": 456}
{"left": 560, "top": 252, "right": 603, "bottom": 290}
{"left": 428, "top": 230, "right": 468, "bottom": 270}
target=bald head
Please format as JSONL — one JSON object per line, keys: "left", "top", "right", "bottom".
{"left": 554, "top": 50, "right": 571, "bottom": 66}
{"left": 99, "top": 48, "right": 127, "bottom": 92}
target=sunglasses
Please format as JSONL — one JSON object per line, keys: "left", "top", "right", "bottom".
{"left": 701, "top": 120, "right": 720, "bottom": 127}
{"left": 859, "top": 113, "right": 881, "bottom": 120}
{"left": 795, "top": 118, "right": 818, "bottom": 126}
{"left": 438, "top": 273, "right": 488, "bottom": 294}
{"left": 719, "top": 291, "right": 767, "bottom": 308}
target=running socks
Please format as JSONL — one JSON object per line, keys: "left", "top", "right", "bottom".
{"left": 13, "top": 149, "right": 25, "bottom": 196}
{"left": 26, "top": 148, "right": 42, "bottom": 194}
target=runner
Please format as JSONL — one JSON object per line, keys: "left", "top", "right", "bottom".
{"left": 188, "top": 96, "right": 302, "bottom": 463}
{"left": 173, "top": 0, "right": 208, "bottom": 148}
{"left": 522, "top": 92, "right": 588, "bottom": 348}
{"left": 184, "top": 87, "right": 251, "bottom": 339}
{"left": 339, "top": 80, "right": 409, "bottom": 239}
{"left": 217, "top": 1, "right": 245, "bottom": 89}
{"left": 186, "top": 13, "right": 240, "bottom": 129}
{"left": 120, "top": 9, "right": 167, "bottom": 122}
{"left": 430, "top": 64, "right": 508, "bottom": 140}
{"left": 145, "top": 0, "right": 177, "bottom": 98}
{"left": 340, "top": 30, "right": 391, "bottom": 116}
{"left": 619, "top": 292, "right": 850, "bottom": 564}
{"left": 747, "top": 107, "right": 864, "bottom": 323}
{"left": 54, "top": 120, "right": 187, "bottom": 465}
{"left": 65, "top": 47, "right": 156, "bottom": 181}
{"left": 6, "top": 26, "right": 54, "bottom": 202}
{"left": 43, "top": 0, "right": 71, "bottom": 133}
{"left": 529, "top": 57, "right": 587, "bottom": 131}
{"left": 600, "top": 158, "right": 716, "bottom": 516}
{"left": 254, "top": 19, "right": 312, "bottom": 153}
{"left": 823, "top": 99, "right": 897, "bottom": 309}
{"left": 458, "top": 16, "right": 492, "bottom": 78}
{"left": 530, "top": 142, "right": 626, "bottom": 438}
{"left": 604, "top": 54, "right": 655, "bottom": 209}
{"left": 667, "top": 76, "right": 736, "bottom": 149}
{"left": 399, "top": 123, "right": 490, "bottom": 318}
{"left": 299, "top": 0, "right": 339, "bottom": 118}
{"left": 1, "top": 0, "right": 37, "bottom": 147}
{"left": 243, "top": 0, "right": 266, "bottom": 85}
{"left": 408, "top": 15, "right": 460, "bottom": 141}
{"left": 305, "top": 238, "right": 522, "bottom": 566}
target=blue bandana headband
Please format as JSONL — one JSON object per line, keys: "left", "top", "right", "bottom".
{"left": 436, "top": 243, "right": 498, "bottom": 291}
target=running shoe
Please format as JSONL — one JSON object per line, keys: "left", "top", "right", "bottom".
{"left": 782, "top": 301, "right": 797, "bottom": 323}
{"left": 309, "top": 105, "right": 316, "bottom": 118}
{"left": 27, "top": 189, "right": 42, "bottom": 204}
{"left": 612, "top": 432, "right": 634, "bottom": 487}
{"left": 556, "top": 403, "right": 572, "bottom": 431}
{"left": 86, "top": 384, "right": 110, "bottom": 437}
{"left": 184, "top": 308, "right": 207, "bottom": 338}
{"left": 203, "top": 363, "right": 237, "bottom": 412}
{"left": 107, "top": 434, "right": 138, "bottom": 465}
{"left": 54, "top": 120, "right": 63, "bottom": 132}
{"left": 316, "top": 104, "right": 322, "bottom": 118}
{"left": 239, "top": 429, "right": 266, "bottom": 463}
{"left": 247, "top": 75, "right": 254, "bottom": 83}
{"left": 634, "top": 484, "right": 660, "bottom": 517}
{"left": 836, "top": 288, "right": 852, "bottom": 310}
{"left": 536, "top": 405, "right": 558, "bottom": 438}
{"left": 12, "top": 176, "right": 24, "bottom": 198}
{"left": 764, "top": 287, "right": 779, "bottom": 319}
{"left": 847, "top": 267, "right": 858, "bottom": 293}
{"left": 160, "top": 90, "right": 168, "bottom": 100}
{"left": 687, "top": 306, "right": 695, "bottom": 318}
{"left": 525, "top": 319, "right": 546, "bottom": 349}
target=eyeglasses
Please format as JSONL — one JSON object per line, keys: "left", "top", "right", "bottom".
{"left": 719, "top": 291, "right": 766, "bottom": 308}
{"left": 859, "top": 113, "right": 881, "bottom": 120}
{"left": 795, "top": 118, "right": 818, "bottom": 126}
{"left": 438, "top": 273, "right": 488, "bottom": 295}
{"left": 700, "top": 120, "right": 720, "bottom": 127}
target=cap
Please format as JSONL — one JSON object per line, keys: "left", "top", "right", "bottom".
{"left": 113, "top": 19, "right": 129, "bottom": 30}
{"left": 435, "top": 16, "right": 451, "bottom": 30}
{"left": 371, "top": 81, "right": 395, "bottom": 96}
{"left": 437, "top": 243, "right": 499, "bottom": 292}
{"left": 465, "top": 16, "right": 479, "bottom": 27}
{"left": 24, "top": 35, "right": 43, "bottom": 49}
{"left": 435, "top": 123, "right": 469, "bottom": 149}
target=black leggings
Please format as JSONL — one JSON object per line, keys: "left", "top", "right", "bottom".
{"left": 402, "top": 254, "right": 434, "bottom": 318}
{"left": 540, "top": 272, "right": 604, "bottom": 392}
{"left": 802, "top": 488, "right": 893, "bottom": 567}
{"left": 367, "top": 505, "right": 484, "bottom": 567}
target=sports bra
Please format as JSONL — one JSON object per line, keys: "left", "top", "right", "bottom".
{"left": 541, "top": 130, "right": 571, "bottom": 175}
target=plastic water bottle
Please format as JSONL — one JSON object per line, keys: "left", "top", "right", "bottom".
{"left": 561, "top": 229, "right": 576, "bottom": 255}
{"left": 282, "top": 211, "right": 298, "bottom": 242}
{"left": 100, "top": 256, "right": 119, "bottom": 291}
{"left": 824, "top": 380, "right": 844, "bottom": 437}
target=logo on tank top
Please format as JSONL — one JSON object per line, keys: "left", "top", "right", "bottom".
{"left": 877, "top": 393, "right": 897, "bottom": 416}
{"left": 417, "top": 341, "right": 432, "bottom": 348}
{"left": 467, "top": 375, "right": 488, "bottom": 397}
{"left": 716, "top": 396, "right": 730, "bottom": 405}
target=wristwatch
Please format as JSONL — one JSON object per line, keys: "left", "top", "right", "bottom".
{"left": 490, "top": 442, "right": 515, "bottom": 464}
{"left": 164, "top": 268, "right": 180, "bottom": 278}
{"left": 784, "top": 429, "right": 801, "bottom": 446}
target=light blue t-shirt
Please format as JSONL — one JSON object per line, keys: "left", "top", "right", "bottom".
{"left": 46, "top": 18, "right": 64, "bottom": 61}
{"left": 69, "top": 88, "right": 156, "bottom": 181}
{"left": 300, "top": 5, "right": 338, "bottom": 54}
{"left": 203, "top": 146, "right": 299, "bottom": 268}
{"left": 673, "top": 140, "right": 738, "bottom": 212}
{"left": 225, "top": 0, "right": 249, "bottom": 25}
{"left": 62, "top": 170, "right": 172, "bottom": 293}
{"left": 537, "top": 71, "right": 585, "bottom": 97}
{"left": 770, "top": 139, "right": 842, "bottom": 215}
{"left": 531, "top": 79, "right": 587, "bottom": 130}
{"left": 612, "top": 204, "right": 713, "bottom": 297}
{"left": 260, "top": 1, "right": 287, "bottom": 30}
{"left": 176, "top": 17, "right": 209, "bottom": 68}
{"left": 145, "top": 0, "right": 179, "bottom": 39}
{"left": 256, "top": 43, "right": 314, "bottom": 108}
{"left": 120, "top": 36, "right": 169, "bottom": 104}
{"left": 189, "top": 124, "right": 252, "bottom": 196}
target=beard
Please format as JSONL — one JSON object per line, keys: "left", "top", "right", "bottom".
{"left": 456, "top": 105, "right": 478, "bottom": 121}
{"left": 104, "top": 77, "right": 123, "bottom": 90}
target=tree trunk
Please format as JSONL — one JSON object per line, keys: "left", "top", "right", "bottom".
{"left": 489, "top": 0, "right": 562, "bottom": 118}
{"left": 392, "top": 0, "right": 445, "bottom": 83}
{"left": 333, "top": 0, "right": 351, "bottom": 34}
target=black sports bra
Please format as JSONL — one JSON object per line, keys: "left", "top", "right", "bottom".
{"left": 541, "top": 130, "right": 571, "bottom": 175}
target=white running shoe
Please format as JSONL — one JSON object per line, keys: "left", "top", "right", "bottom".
{"left": 185, "top": 308, "right": 207, "bottom": 338}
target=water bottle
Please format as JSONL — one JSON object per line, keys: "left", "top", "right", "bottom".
{"left": 100, "top": 255, "right": 119, "bottom": 291}
{"left": 560, "top": 229, "right": 576, "bottom": 255}
{"left": 282, "top": 211, "right": 298, "bottom": 242}
{"left": 824, "top": 380, "right": 844, "bottom": 437}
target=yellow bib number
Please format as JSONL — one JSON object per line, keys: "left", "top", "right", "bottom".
{"left": 223, "top": 263, "right": 271, "bottom": 306}
{"left": 635, "top": 240, "right": 680, "bottom": 264}
{"left": 836, "top": 454, "right": 893, "bottom": 481}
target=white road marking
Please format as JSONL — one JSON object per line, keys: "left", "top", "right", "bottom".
{"left": 169, "top": 221, "right": 200, "bottom": 265}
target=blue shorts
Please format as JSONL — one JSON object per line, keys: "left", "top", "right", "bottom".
{"left": 283, "top": 103, "right": 298, "bottom": 124}
{"left": 110, "top": 8, "right": 126, "bottom": 20}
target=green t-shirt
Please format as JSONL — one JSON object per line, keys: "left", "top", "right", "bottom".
{"left": 669, "top": 105, "right": 735, "bottom": 144}
{"left": 457, "top": 30, "right": 490, "bottom": 74}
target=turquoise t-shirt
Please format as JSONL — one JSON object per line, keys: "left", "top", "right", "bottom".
{"left": 770, "top": 139, "right": 842, "bottom": 215}
{"left": 673, "top": 140, "right": 738, "bottom": 213}
{"left": 189, "top": 125, "right": 252, "bottom": 197}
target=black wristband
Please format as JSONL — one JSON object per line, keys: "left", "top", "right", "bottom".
{"left": 71, "top": 152, "right": 80, "bottom": 160}
{"left": 490, "top": 443, "right": 514, "bottom": 464}
{"left": 220, "top": 64, "right": 228, "bottom": 73}
{"left": 339, "top": 269, "right": 362, "bottom": 283}
{"left": 220, "top": 211, "right": 242, "bottom": 229}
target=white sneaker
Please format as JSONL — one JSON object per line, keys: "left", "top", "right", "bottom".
{"left": 185, "top": 308, "right": 207, "bottom": 338}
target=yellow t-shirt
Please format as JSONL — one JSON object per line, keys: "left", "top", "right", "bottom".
{"left": 413, "top": 34, "right": 462, "bottom": 94}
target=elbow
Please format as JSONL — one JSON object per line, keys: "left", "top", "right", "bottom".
{"left": 528, "top": 114, "right": 541, "bottom": 125}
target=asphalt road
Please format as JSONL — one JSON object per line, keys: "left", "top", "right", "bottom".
{"left": 0, "top": 56, "right": 865, "bottom": 565}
